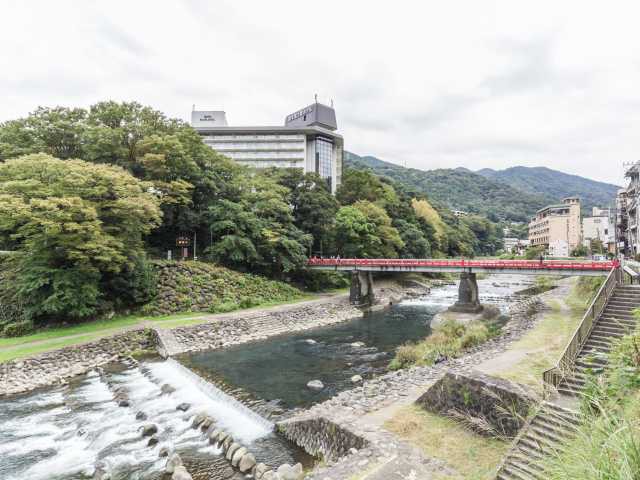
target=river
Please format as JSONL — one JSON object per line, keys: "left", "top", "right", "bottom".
{"left": 0, "top": 274, "right": 534, "bottom": 480}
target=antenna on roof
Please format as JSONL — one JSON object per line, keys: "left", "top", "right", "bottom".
{"left": 192, "top": 104, "right": 195, "bottom": 112}
{"left": 330, "top": 98, "right": 334, "bottom": 107}
{"left": 314, "top": 93, "right": 318, "bottom": 104}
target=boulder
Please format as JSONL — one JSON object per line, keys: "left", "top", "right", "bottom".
{"left": 208, "top": 428, "right": 221, "bottom": 444}
{"left": 176, "top": 402, "right": 191, "bottom": 412}
{"left": 136, "top": 411, "right": 147, "bottom": 421}
{"left": 141, "top": 424, "right": 158, "bottom": 437}
{"left": 239, "top": 453, "right": 256, "bottom": 473}
{"left": 304, "top": 339, "right": 317, "bottom": 345}
{"left": 147, "top": 436, "right": 159, "bottom": 447}
{"left": 231, "top": 446, "right": 248, "bottom": 467}
{"left": 261, "top": 472, "right": 276, "bottom": 480}
{"left": 165, "top": 453, "right": 182, "bottom": 474}
{"left": 159, "top": 446, "right": 170, "bottom": 458}
{"left": 350, "top": 375, "right": 363, "bottom": 384}
{"left": 222, "top": 435, "right": 234, "bottom": 450}
{"left": 216, "top": 431, "right": 229, "bottom": 445}
{"left": 191, "top": 413, "right": 207, "bottom": 428}
{"left": 225, "top": 442, "right": 241, "bottom": 460}
{"left": 161, "top": 383, "right": 176, "bottom": 395}
{"left": 254, "top": 463, "right": 270, "bottom": 479}
{"left": 117, "top": 399, "right": 130, "bottom": 407}
{"left": 306, "top": 380, "right": 324, "bottom": 391}
{"left": 200, "top": 416, "right": 215, "bottom": 430}
{"left": 171, "top": 466, "right": 193, "bottom": 480}
{"left": 277, "top": 463, "right": 304, "bottom": 480}
{"left": 350, "top": 341, "right": 365, "bottom": 348}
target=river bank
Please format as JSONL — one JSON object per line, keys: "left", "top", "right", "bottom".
{"left": 0, "top": 279, "right": 427, "bottom": 397}
{"left": 281, "top": 282, "right": 555, "bottom": 480}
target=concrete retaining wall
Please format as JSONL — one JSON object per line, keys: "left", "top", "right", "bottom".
{"left": 416, "top": 371, "right": 539, "bottom": 438}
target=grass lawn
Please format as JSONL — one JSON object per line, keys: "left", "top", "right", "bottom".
{"left": 384, "top": 405, "right": 509, "bottom": 480}
{"left": 0, "top": 293, "right": 320, "bottom": 362}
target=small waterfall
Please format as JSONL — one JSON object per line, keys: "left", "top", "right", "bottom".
{"left": 164, "top": 358, "right": 274, "bottom": 432}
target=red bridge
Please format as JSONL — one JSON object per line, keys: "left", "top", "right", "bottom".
{"left": 307, "top": 258, "right": 619, "bottom": 307}
{"left": 307, "top": 258, "right": 618, "bottom": 275}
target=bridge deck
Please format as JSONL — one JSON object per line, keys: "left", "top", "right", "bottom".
{"left": 307, "top": 258, "right": 617, "bottom": 276}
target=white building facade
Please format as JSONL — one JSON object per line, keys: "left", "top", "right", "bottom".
{"left": 192, "top": 102, "right": 343, "bottom": 193}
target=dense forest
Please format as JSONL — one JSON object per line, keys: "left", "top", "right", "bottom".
{"left": 477, "top": 166, "right": 619, "bottom": 214}
{"left": 0, "top": 102, "right": 502, "bottom": 329}
{"left": 345, "top": 152, "right": 618, "bottom": 221}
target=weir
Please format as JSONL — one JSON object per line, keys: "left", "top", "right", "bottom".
{"left": 164, "top": 359, "right": 274, "bottom": 432}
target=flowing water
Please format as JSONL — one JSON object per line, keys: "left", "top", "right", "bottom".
{"left": 0, "top": 274, "right": 534, "bottom": 479}
{"left": 179, "top": 274, "right": 535, "bottom": 413}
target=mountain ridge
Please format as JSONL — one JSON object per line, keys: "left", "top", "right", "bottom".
{"left": 344, "top": 152, "right": 619, "bottom": 222}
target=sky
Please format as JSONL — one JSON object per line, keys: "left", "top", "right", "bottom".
{"left": 2, "top": 1, "right": 640, "bottom": 185}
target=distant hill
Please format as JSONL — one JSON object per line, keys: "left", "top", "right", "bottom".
{"left": 344, "top": 153, "right": 619, "bottom": 223}
{"left": 476, "top": 166, "right": 619, "bottom": 213}
{"left": 344, "top": 152, "right": 548, "bottom": 223}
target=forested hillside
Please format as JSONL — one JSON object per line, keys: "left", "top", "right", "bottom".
{"left": 345, "top": 152, "right": 546, "bottom": 222}
{"left": 476, "top": 166, "right": 619, "bottom": 213}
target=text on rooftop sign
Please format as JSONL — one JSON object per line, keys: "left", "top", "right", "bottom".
{"left": 286, "top": 105, "right": 314, "bottom": 123}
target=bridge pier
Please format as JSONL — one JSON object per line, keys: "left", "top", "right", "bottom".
{"left": 350, "top": 271, "right": 374, "bottom": 306}
{"left": 448, "top": 272, "right": 483, "bottom": 313}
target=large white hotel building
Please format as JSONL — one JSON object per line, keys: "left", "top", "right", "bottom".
{"left": 191, "top": 101, "right": 344, "bottom": 193}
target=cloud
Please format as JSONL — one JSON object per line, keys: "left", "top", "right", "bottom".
{"left": 1, "top": 0, "right": 639, "bottom": 185}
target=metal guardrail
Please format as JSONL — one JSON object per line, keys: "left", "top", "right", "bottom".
{"left": 542, "top": 267, "right": 620, "bottom": 388}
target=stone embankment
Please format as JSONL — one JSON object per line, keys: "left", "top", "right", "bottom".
{"left": 0, "top": 329, "right": 154, "bottom": 396}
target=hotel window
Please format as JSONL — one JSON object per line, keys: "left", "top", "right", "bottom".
{"left": 314, "top": 138, "right": 333, "bottom": 185}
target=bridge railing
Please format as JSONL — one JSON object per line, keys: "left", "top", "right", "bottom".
{"left": 307, "top": 257, "right": 619, "bottom": 271}
{"left": 542, "top": 267, "right": 619, "bottom": 389}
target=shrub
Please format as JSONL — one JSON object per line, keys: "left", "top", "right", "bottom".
{"left": 459, "top": 322, "right": 490, "bottom": 349}
{"left": 2, "top": 319, "right": 34, "bottom": 337}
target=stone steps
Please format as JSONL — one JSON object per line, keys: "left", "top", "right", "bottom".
{"left": 496, "top": 402, "right": 579, "bottom": 480}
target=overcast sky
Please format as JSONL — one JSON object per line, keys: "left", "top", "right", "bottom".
{"left": 2, "top": 1, "right": 640, "bottom": 185}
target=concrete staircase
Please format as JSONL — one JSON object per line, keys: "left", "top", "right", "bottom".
{"left": 496, "top": 401, "right": 580, "bottom": 480}
{"left": 496, "top": 283, "right": 640, "bottom": 480}
{"left": 557, "top": 284, "right": 640, "bottom": 397}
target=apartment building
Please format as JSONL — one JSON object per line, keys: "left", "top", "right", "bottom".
{"left": 528, "top": 197, "right": 581, "bottom": 257}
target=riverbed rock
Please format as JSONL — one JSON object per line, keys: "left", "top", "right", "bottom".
{"left": 135, "top": 411, "right": 147, "bottom": 421}
{"left": 141, "top": 424, "right": 158, "bottom": 437}
{"left": 176, "top": 402, "right": 191, "bottom": 412}
{"left": 159, "top": 446, "right": 170, "bottom": 457}
{"left": 222, "top": 435, "right": 234, "bottom": 450}
{"left": 171, "top": 466, "right": 193, "bottom": 480}
{"left": 306, "top": 380, "right": 324, "bottom": 391}
{"left": 216, "top": 431, "right": 228, "bottom": 445}
{"left": 200, "top": 416, "right": 215, "bottom": 430}
{"left": 165, "top": 453, "right": 182, "bottom": 474}
{"left": 304, "top": 339, "right": 317, "bottom": 345}
{"left": 225, "top": 442, "right": 241, "bottom": 460}
{"left": 239, "top": 452, "right": 257, "bottom": 473}
{"left": 147, "top": 436, "right": 159, "bottom": 447}
{"left": 208, "top": 428, "right": 221, "bottom": 444}
{"left": 350, "top": 341, "right": 365, "bottom": 348}
{"left": 350, "top": 375, "right": 363, "bottom": 384}
{"left": 161, "top": 383, "right": 176, "bottom": 395}
{"left": 191, "top": 412, "right": 207, "bottom": 428}
{"left": 276, "top": 463, "right": 304, "bottom": 480}
{"left": 261, "top": 472, "right": 276, "bottom": 480}
{"left": 254, "top": 463, "right": 270, "bottom": 479}
{"left": 231, "top": 446, "right": 248, "bottom": 467}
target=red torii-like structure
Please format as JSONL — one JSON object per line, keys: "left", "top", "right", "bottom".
{"left": 307, "top": 257, "right": 619, "bottom": 308}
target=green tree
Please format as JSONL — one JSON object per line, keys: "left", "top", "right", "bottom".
{"left": 394, "top": 219, "right": 431, "bottom": 258}
{"left": 334, "top": 201, "right": 404, "bottom": 258}
{"left": 336, "top": 169, "right": 398, "bottom": 208}
{"left": 0, "top": 154, "right": 161, "bottom": 321}
{"left": 268, "top": 168, "right": 339, "bottom": 255}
